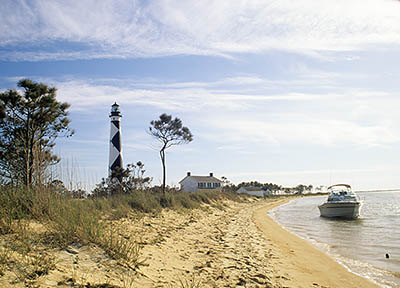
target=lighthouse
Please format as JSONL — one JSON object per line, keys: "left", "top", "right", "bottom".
{"left": 109, "top": 103, "right": 123, "bottom": 179}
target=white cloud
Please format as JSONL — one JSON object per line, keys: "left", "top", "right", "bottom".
{"left": 53, "top": 78, "right": 326, "bottom": 112}
{"left": 1, "top": 0, "right": 400, "bottom": 60}
{"left": 7, "top": 75, "right": 399, "bottom": 149}
{"left": 199, "top": 89, "right": 400, "bottom": 148}
{"left": 210, "top": 115, "right": 399, "bottom": 147}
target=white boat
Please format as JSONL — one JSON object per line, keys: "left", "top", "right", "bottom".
{"left": 318, "top": 184, "right": 361, "bottom": 219}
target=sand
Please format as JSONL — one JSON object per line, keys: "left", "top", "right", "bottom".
{"left": 131, "top": 198, "right": 379, "bottom": 287}
{"left": 1, "top": 197, "right": 380, "bottom": 287}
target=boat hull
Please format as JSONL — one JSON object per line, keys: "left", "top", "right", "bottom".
{"left": 318, "top": 202, "right": 361, "bottom": 219}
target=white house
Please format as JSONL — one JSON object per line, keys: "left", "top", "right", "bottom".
{"left": 179, "top": 172, "right": 223, "bottom": 192}
{"left": 264, "top": 189, "right": 273, "bottom": 196}
{"left": 237, "top": 186, "right": 265, "bottom": 197}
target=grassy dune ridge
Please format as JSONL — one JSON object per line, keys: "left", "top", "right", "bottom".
{"left": 0, "top": 186, "right": 247, "bottom": 287}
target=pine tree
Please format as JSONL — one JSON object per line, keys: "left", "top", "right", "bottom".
{"left": 0, "top": 79, "right": 73, "bottom": 186}
{"left": 149, "top": 114, "right": 193, "bottom": 195}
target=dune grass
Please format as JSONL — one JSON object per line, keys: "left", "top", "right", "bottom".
{"left": 0, "top": 185, "right": 245, "bottom": 285}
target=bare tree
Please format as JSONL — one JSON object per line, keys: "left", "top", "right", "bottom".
{"left": 149, "top": 114, "right": 193, "bottom": 195}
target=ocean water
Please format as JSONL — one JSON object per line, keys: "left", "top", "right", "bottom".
{"left": 269, "top": 192, "right": 400, "bottom": 288}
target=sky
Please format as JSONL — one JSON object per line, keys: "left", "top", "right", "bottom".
{"left": 1, "top": 0, "right": 400, "bottom": 191}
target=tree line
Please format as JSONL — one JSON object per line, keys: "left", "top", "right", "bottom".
{"left": 222, "top": 179, "right": 314, "bottom": 194}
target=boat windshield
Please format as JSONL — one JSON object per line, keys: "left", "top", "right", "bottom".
{"left": 327, "top": 185, "right": 358, "bottom": 202}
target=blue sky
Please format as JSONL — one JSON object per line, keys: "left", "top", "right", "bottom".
{"left": 1, "top": 0, "right": 400, "bottom": 190}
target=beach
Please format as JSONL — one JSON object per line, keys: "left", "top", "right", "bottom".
{"left": 130, "top": 197, "right": 379, "bottom": 287}
{"left": 4, "top": 197, "right": 380, "bottom": 287}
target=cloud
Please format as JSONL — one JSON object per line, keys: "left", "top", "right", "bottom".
{"left": 5, "top": 74, "right": 399, "bottom": 148}
{"left": 198, "top": 88, "right": 400, "bottom": 148}
{"left": 14, "top": 74, "right": 397, "bottom": 149}
{"left": 210, "top": 115, "right": 399, "bottom": 147}
{"left": 1, "top": 0, "right": 400, "bottom": 60}
{"left": 5, "top": 73, "right": 338, "bottom": 110}
{"left": 49, "top": 77, "right": 327, "bottom": 112}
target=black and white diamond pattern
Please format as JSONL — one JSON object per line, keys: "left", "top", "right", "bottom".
{"left": 109, "top": 118, "right": 122, "bottom": 175}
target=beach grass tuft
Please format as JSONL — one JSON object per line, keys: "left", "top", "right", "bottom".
{"left": 177, "top": 274, "right": 203, "bottom": 288}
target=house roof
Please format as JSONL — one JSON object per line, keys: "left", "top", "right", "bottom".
{"left": 239, "top": 186, "right": 264, "bottom": 192}
{"left": 179, "top": 175, "right": 223, "bottom": 184}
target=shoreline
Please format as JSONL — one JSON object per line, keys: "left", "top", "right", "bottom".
{"left": 254, "top": 198, "right": 379, "bottom": 288}
{"left": 0, "top": 197, "right": 382, "bottom": 287}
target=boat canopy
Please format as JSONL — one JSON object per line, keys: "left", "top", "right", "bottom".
{"left": 328, "top": 184, "right": 351, "bottom": 190}
{"left": 326, "top": 183, "right": 358, "bottom": 203}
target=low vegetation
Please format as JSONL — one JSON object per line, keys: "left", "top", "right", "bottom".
{"left": 0, "top": 184, "right": 246, "bottom": 286}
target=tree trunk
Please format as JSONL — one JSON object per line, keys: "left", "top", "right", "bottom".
{"left": 28, "top": 139, "right": 34, "bottom": 186}
{"left": 160, "top": 148, "right": 166, "bottom": 196}
{"left": 24, "top": 138, "right": 31, "bottom": 187}
{"left": 25, "top": 111, "right": 33, "bottom": 187}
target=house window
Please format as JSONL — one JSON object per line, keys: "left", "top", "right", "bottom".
{"left": 207, "top": 183, "right": 212, "bottom": 188}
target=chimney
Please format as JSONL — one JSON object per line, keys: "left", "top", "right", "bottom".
{"left": 187, "top": 172, "right": 191, "bottom": 177}
{"left": 209, "top": 172, "right": 213, "bottom": 177}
